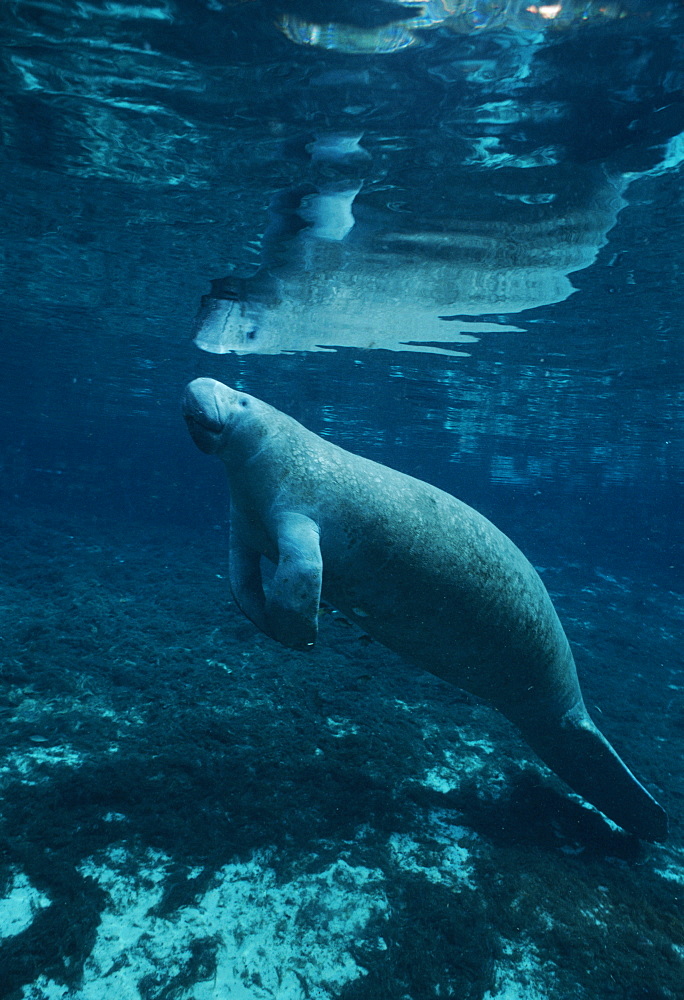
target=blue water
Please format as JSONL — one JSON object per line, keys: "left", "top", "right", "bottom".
{"left": 1, "top": 2, "right": 683, "bottom": 998}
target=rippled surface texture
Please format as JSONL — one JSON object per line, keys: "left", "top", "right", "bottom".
{"left": 2, "top": 0, "right": 683, "bottom": 502}
{"left": 0, "top": 2, "right": 683, "bottom": 999}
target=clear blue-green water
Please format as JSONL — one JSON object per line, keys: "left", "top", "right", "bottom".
{"left": 1, "top": 3, "right": 683, "bottom": 998}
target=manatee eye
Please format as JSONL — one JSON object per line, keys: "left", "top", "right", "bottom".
{"left": 239, "top": 399, "right": 248, "bottom": 407}
{"left": 246, "top": 328, "right": 257, "bottom": 340}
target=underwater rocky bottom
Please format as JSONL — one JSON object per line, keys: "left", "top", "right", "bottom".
{"left": 0, "top": 502, "right": 682, "bottom": 1000}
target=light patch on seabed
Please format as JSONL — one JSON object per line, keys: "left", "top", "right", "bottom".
{"left": 422, "top": 739, "right": 504, "bottom": 795}
{"left": 483, "top": 940, "right": 552, "bottom": 1000}
{"left": 22, "top": 846, "right": 387, "bottom": 1000}
{"left": 0, "top": 871, "right": 51, "bottom": 940}
{"left": 389, "top": 808, "right": 475, "bottom": 888}
{"left": 325, "top": 715, "right": 360, "bottom": 738}
{"left": 0, "top": 745, "right": 83, "bottom": 784}
{"left": 654, "top": 845, "right": 684, "bottom": 886}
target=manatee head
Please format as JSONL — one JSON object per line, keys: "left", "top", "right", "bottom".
{"left": 182, "top": 378, "right": 261, "bottom": 458}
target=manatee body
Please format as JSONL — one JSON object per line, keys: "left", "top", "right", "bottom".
{"left": 182, "top": 377, "right": 667, "bottom": 841}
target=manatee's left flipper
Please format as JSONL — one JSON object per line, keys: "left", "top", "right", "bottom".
{"left": 265, "top": 513, "right": 322, "bottom": 651}
{"left": 229, "top": 510, "right": 268, "bottom": 634}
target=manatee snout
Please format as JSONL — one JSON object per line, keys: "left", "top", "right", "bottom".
{"left": 182, "top": 377, "right": 233, "bottom": 454}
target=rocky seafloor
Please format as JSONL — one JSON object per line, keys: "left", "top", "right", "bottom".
{"left": 0, "top": 502, "right": 682, "bottom": 1000}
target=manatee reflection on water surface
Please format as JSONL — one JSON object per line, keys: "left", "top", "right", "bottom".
{"left": 192, "top": 156, "right": 630, "bottom": 355}
{"left": 187, "top": 2, "right": 684, "bottom": 356}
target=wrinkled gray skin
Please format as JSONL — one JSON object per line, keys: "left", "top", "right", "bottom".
{"left": 183, "top": 378, "right": 667, "bottom": 841}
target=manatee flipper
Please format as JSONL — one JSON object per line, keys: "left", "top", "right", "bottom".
{"left": 229, "top": 509, "right": 268, "bottom": 633}
{"left": 264, "top": 513, "right": 322, "bottom": 651}
{"left": 518, "top": 704, "right": 668, "bottom": 840}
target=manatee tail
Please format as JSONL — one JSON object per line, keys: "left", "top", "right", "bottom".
{"left": 517, "top": 706, "right": 668, "bottom": 841}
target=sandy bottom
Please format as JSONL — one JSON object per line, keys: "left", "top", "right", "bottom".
{"left": 0, "top": 503, "right": 682, "bottom": 1000}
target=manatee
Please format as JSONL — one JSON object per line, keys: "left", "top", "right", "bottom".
{"left": 182, "top": 377, "right": 667, "bottom": 841}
